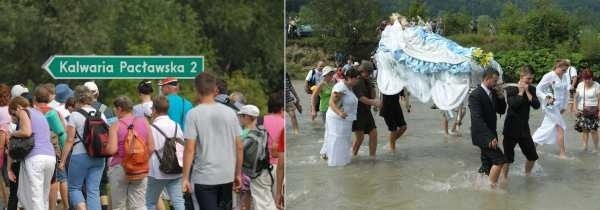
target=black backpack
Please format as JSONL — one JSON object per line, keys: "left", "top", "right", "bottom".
{"left": 151, "top": 123, "right": 184, "bottom": 174}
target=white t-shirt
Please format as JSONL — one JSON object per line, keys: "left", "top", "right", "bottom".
{"left": 49, "top": 100, "right": 70, "bottom": 124}
{"left": 305, "top": 68, "right": 323, "bottom": 84}
{"left": 67, "top": 106, "right": 107, "bottom": 155}
{"left": 567, "top": 66, "right": 578, "bottom": 90}
{"left": 149, "top": 115, "right": 184, "bottom": 179}
{"left": 576, "top": 81, "right": 600, "bottom": 110}
{"left": 133, "top": 101, "right": 153, "bottom": 118}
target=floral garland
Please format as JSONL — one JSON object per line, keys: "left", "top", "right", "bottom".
{"left": 472, "top": 48, "right": 494, "bottom": 68}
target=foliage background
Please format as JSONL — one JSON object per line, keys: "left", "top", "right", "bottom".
{"left": 0, "top": 0, "right": 283, "bottom": 112}
{"left": 287, "top": 0, "right": 600, "bottom": 83}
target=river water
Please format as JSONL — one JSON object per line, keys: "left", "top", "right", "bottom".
{"left": 286, "top": 80, "right": 600, "bottom": 210}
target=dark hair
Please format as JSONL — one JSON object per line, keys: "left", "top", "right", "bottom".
{"left": 195, "top": 72, "right": 217, "bottom": 96}
{"left": 216, "top": 78, "right": 228, "bottom": 94}
{"left": 481, "top": 68, "right": 499, "bottom": 80}
{"left": 581, "top": 69, "right": 593, "bottom": 79}
{"left": 34, "top": 85, "right": 51, "bottom": 103}
{"left": 113, "top": 95, "right": 133, "bottom": 113}
{"left": 65, "top": 96, "right": 77, "bottom": 110}
{"left": 152, "top": 95, "right": 169, "bottom": 114}
{"left": 519, "top": 64, "right": 534, "bottom": 76}
{"left": 0, "top": 84, "right": 10, "bottom": 106}
{"left": 137, "top": 80, "right": 153, "bottom": 95}
{"left": 268, "top": 91, "right": 284, "bottom": 114}
{"left": 21, "top": 92, "right": 33, "bottom": 105}
{"left": 345, "top": 68, "right": 360, "bottom": 79}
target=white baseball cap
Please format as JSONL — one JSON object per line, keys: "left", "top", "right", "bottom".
{"left": 322, "top": 66, "right": 335, "bottom": 76}
{"left": 11, "top": 84, "right": 29, "bottom": 99}
{"left": 237, "top": 105, "right": 260, "bottom": 117}
{"left": 83, "top": 81, "right": 99, "bottom": 94}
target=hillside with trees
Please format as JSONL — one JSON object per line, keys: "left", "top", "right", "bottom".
{"left": 287, "top": 0, "right": 600, "bottom": 82}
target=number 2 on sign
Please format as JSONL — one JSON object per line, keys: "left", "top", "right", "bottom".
{"left": 190, "top": 62, "right": 197, "bottom": 73}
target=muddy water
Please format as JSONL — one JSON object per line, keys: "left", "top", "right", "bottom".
{"left": 286, "top": 80, "right": 600, "bottom": 210}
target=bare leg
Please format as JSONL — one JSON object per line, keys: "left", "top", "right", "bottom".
{"left": 390, "top": 126, "right": 407, "bottom": 153}
{"left": 352, "top": 131, "right": 365, "bottom": 156}
{"left": 591, "top": 130, "right": 599, "bottom": 153}
{"left": 441, "top": 114, "right": 449, "bottom": 136}
{"left": 49, "top": 182, "right": 58, "bottom": 210}
{"left": 389, "top": 130, "right": 399, "bottom": 153}
{"left": 452, "top": 106, "right": 465, "bottom": 135}
{"left": 501, "top": 163, "right": 510, "bottom": 181}
{"left": 157, "top": 198, "right": 166, "bottom": 210}
{"left": 488, "top": 164, "right": 504, "bottom": 188}
{"left": 76, "top": 203, "right": 86, "bottom": 210}
{"left": 60, "top": 181, "right": 69, "bottom": 210}
{"left": 524, "top": 160, "right": 535, "bottom": 176}
{"left": 557, "top": 126, "right": 567, "bottom": 158}
{"left": 368, "top": 129, "right": 378, "bottom": 157}
{"left": 287, "top": 110, "right": 300, "bottom": 135}
{"left": 406, "top": 92, "right": 411, "bottom": 112}
{"left": 581, "top": 131, "right": 589, "bottom": 151}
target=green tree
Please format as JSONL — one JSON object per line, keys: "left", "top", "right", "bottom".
{"left": 497, "top": 2, "right": 523, "bottom": 35}
{"left": 579, "top": 29, "right": 600, "bottom": 63}
{"left": 184, "top": 0, "right": 284, "bottom": 92}
{"left": 441, "top": 10, "right": 471, "bottom": 35}
{"left": 297, "top": 0, "right": 380, "bottom": 52}
{"left": 405, "top": 0, "right": 428, "bottom": 19}
{"left": 475, "top": 15, "right": 495, "bottom": 35}
{"left": 523, "top": 0, "right": 578, "bottom": 49}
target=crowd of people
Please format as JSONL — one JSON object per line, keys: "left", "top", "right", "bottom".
{"left": 285, "top": 57, "right": 408, "bottom": 166}
{"left": 285, "top": 52, "right": 596, "bottom": 188}
{"left": 0, "top": 72, "right": 285, "bottom": 210}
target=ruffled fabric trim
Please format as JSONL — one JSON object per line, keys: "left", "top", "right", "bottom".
{"left": 378, "top": 26, "right": 475, "bottom": 75}
{"left": 392, "top": 49, "right": 473, "bottom": 74}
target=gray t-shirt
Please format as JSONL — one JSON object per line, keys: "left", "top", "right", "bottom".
{"left": 184, "top": 102, "right": 241, "bottom": 185}
{"left": 67, "top": 106, "right": 107, "bottom": 155}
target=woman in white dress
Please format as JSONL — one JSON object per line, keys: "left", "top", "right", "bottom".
{"left": 324, "top": 68, "right": 360, "bottom": 166}
{"left": 533, "top": 59, "right": 571, "bottom": 158}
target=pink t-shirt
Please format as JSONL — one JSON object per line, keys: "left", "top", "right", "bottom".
{"left": 263, "top": 113, "right": 284, "bottom": 165}
{"left": 111, "top": 116, "right": 149, "bottom": 167}
{"left": 0, "top": 106, "right": 9, "bottom": 168}
{"left": 0, "top": 106, "right": 10, "bottom": 133}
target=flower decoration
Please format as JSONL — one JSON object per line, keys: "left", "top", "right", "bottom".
{"left": 472, "top": 48, "right": 494, "bottom": 68}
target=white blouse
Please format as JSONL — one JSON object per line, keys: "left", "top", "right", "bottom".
{"left": 537, "top": 71, "right": 569, "bottom": 110}
{"left": 576, "top": 81, "right": 600, "bottom": 110}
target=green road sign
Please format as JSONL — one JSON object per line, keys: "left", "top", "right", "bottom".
{"left": 42, "top": 55, "right": 204, "bottom": 79}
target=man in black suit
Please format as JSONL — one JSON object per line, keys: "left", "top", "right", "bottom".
{"left": 502, "top": 65, "right": 540, "bottom": 178}
{"left": 468, "top": 68, "right": 507, "bottom": 188}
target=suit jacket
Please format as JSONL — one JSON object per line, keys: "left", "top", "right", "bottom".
{"left": 503, "top": 85, "right": 540, "bottom": 137}
{"left": 469, "top": 86, "right": 507, "bottom": 147}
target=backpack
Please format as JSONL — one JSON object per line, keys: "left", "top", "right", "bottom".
{"left": 40, "top": 108, "right": 65, "bottom": 154}
{"left": 305, "top": 70, "right": 316, "bottom": 94}
{"left": 242, "top": 126, "right": 273, "bottom": 181}
{"left": 75, "top": 109, "right": 113, "bottom": 157}
{"left": 120, "top": 118, "right": 150, "bottom": 181}
{"left": 150, "top": 123, "right": 184, "bottom": 174}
